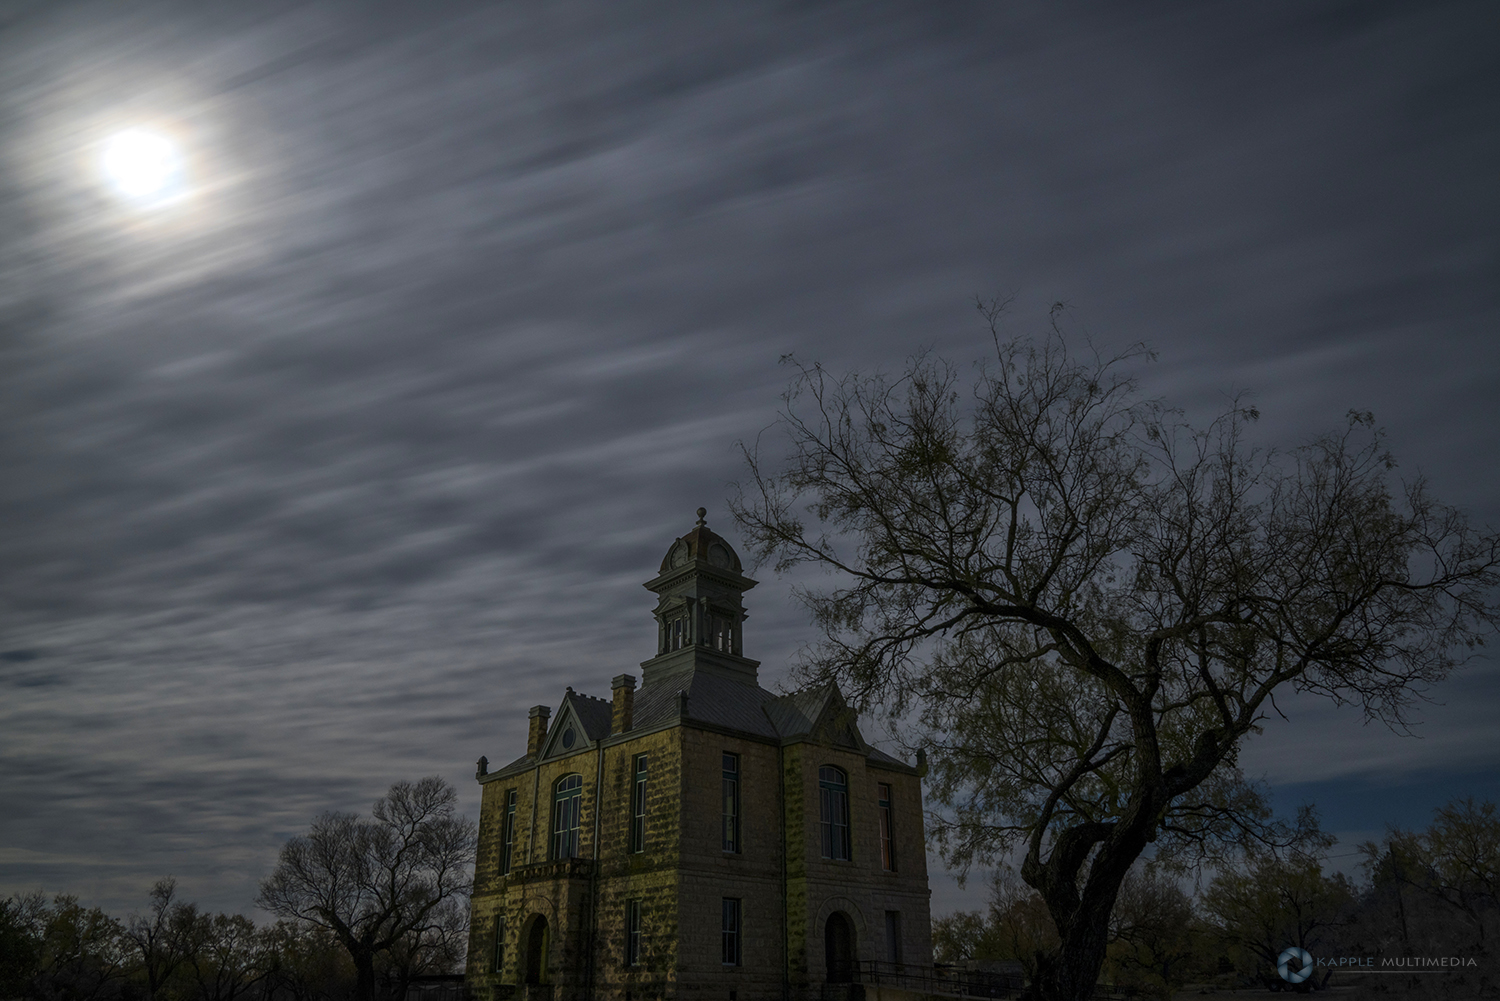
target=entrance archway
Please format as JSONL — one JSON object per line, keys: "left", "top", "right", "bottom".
{"left": 824, "top": 911, "right": 854, "bottom": 983}
{"left": 523, "top": 915, "right": 550, "bottom": 985}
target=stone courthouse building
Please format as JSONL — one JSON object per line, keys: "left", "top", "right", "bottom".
{"left": 465, "top": 512, "right": 932, "bottom": 1001}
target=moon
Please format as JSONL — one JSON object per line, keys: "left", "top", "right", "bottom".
{"left": 101, "top": 129, "right": 185, "bottom": 204}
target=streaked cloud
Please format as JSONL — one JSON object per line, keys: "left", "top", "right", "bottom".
{"left": 1, "top": 0, "right": 1495, "bottom": 917}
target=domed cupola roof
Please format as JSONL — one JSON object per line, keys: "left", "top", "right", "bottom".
{"left": 659, "top": 508, "right": 743, "bottom": 574}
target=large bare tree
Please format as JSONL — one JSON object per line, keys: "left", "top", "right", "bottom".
{"left": 733, "top": 307, "right": 1500, "bottom": 1001}
{"left": 257, "top": 778, "right": 475, "bottom": 1001}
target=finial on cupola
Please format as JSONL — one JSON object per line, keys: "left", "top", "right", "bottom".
{"left": 696, "top": 506, "right": 707, "bottom": 527}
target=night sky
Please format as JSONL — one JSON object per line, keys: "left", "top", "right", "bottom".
{"left": 2, "top": 1, "right": 1497, "bottom": 920}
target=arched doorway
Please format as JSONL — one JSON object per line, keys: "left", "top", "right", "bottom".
{"left": 523, "top": 916, "right": 550, "bottom": 986}
{"left": 824, "top": 912, "right": 854, "bottom": 983}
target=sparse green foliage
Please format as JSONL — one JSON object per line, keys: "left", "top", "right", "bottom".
{"left": 1105, "top": 867, "right": 1203, "bottom": 999}
{"left": 124, "top": 878, "right": 205, "bottom": 1001}
{"left": 189, "top": 914, "right": 267, "bottom": 1001}
{"left": 931, "top": 872, "right": 1058, "bottom": 980}
{"left": 1201, "top": 854, "right": 1353, "bottom": 989}
{"left": 0, "top": 891, "right": 128, "bottom": 1001}
{"left": 256, "top": 921, "right": 352, "bottom": 1001}
{"left": 1357, "top": 797, "right": 1499, "bottom": 963}
{"left": 931, "top": 910, "right": 987, "bottom": 965}
{"left": 735, "top": 310, "right": 1500, "bottom": 1001}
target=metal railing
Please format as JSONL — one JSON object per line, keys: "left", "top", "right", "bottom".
{"left": 856, "top": 961, "right": 1024, "bottom": 999}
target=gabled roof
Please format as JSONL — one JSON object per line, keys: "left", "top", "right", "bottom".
{"left": 761, "top": 684, "right": 836, "bottom": 738}
{"left": 538, "top": 687, "right": 615, "bottom": 759}
{"left": 566, "top": 688, "right": 614, "bottom": 741}
{"left": 763, "top": 683, "right": 867, "bottom": 752}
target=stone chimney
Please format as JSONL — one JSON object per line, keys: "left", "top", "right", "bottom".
{"left": 527, "top": 705, "right": 551, "bottom": 758}
{"left": 611, "top": 674, "right": 636, "bottom": 734}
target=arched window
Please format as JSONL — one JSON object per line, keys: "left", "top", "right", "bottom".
{"left": 552, "top": 774, "right": 583, "bottom": 859}
{"left": 819, "top": 766, "right": 850, "bottom": 861}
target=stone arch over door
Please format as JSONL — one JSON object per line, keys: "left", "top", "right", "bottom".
{"left": 824, "top": 911, "right": 855, "bottom": 983}
{"left": 519, "top": 913, "right": 550, "bottom": 986}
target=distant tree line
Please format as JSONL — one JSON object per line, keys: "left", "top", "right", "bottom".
{"left": 932, "top": 796, "right": 1499, "bottom": 998}
{"left": 0, "top": 779, "right": 473, "bottom": 1001}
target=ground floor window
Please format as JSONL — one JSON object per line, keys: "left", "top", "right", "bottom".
{"left": 721, "top": 898, "right": 741, "bottom": 966}
{"left": 626, "top": 900, "right": 642, "bottom": 966}
{"left": 884, "top": 910, "right": 902, "bottom": 964}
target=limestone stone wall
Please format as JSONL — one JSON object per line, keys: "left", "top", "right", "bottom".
{"left": 467, "top": 743, "right": 610, "bottom": 996}
{"left": 672, "top": 728, "right": 785, "bottom": 999}
{"left": 467, "top": 718, "right": 932, "bottom": 1001}
{"left": 595, "top": 726, "right": 684, "bottom": 1000}
{"left": 785, "top": 744, "right": 933, "bottom": 991}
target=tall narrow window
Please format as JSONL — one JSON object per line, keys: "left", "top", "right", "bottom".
{"left": 667, "top": 616, "right": 689, "bottom": 651}
{"left": 878, "top": 782, "right": 895, "bottom": 871}
{"left": 884, "top": 911, "right": 902, "bottom": 965}
{"left": 625, "top": 900, "right": 642, "bottom": 967}
{"left": 709, "top": 614, "right": 734, "bottom": 652}
{"left": 500, "top": 789, "right": 518, "bottom": 874}
{"left": 721, "top": 898, "right": 742, "bottom": 966}
{"left": 551, "top": 774, "right": 583, "bottom": 859}
{"left": 630, "top": 754, "right": 648, "bottom": 853}
{"left": 722, "top": 753, "right": 740, "bottom": 853}
{"left": 492, "top": 914, "right": 506, "bottom": 973}
{"left": 819, "top": 766, "right": 851, "bottom": 861}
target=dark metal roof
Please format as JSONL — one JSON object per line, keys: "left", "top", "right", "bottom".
{"left": 657, "top": 509, "right": 744, "bottom": 574}
{"left": 563, "top": 688, "right": 614, "bottom": 742}
{"left": 866, "top": 746, "right": 909, "bottom": 768}
{"left": 631, "top": 670, "right": 780, "bottom": 738}
{"left": 488, "top": 752, "right": 532, "bottom": 779}
{"left": 484, "top": 675, "right": 916, "bottom": 781}
{"left": 761, "top": 684, "right": 837, "bottom": 739}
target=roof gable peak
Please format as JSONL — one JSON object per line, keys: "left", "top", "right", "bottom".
{"left": 540, "top": 690, "right": 607, "bottom": 759}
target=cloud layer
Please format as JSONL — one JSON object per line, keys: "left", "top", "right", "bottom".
{"left": 1, "top": 0, "right": 1497, "bottom": 916}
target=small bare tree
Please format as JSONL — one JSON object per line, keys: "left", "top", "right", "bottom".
{"left": 124, "top": 878, "right": 204, "bottom": 1001}
{"left": 257, "top": 778, "right": 475, "bottom": 1001}
{"left": 733, "top": 308, "right": 1500, "bottom": 1001}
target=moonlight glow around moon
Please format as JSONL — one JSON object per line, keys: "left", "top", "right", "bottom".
{"left": 101, "top": 129, "right": 185, "bottom": 204}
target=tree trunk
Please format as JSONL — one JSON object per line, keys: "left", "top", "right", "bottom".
{"left": 352, "top": 952, "right": 378, "bottom": 1001}
{"left": 1030, "top": 905, "right": 1112, "bottom": 1001}
{"left": 1027, "top": 826, "right": 1149, "bottom": 1001}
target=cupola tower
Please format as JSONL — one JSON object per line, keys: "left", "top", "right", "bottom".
{"left": 640, "top": 507, "right": 759, "bottom": 688}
